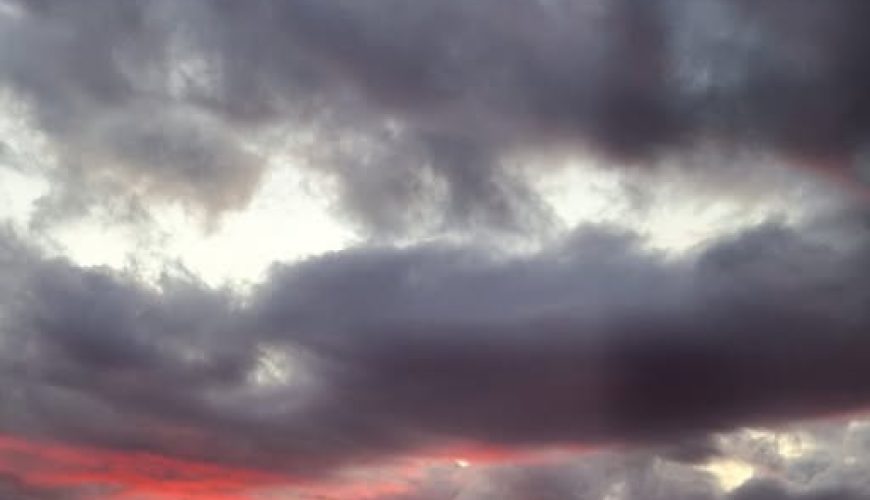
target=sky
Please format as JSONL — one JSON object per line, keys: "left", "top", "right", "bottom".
{"left": 2, "top": 0, "right": 870, "bottom": 498}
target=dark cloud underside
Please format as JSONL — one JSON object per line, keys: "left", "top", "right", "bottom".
{"left": 2, "top": 0, "right": 870, "bottom": 232}
{"left": 2, "top": 1, "right": 870, "bottom": 498}
{"left": 0, "top": 211, "right": 867, "bottom": 477}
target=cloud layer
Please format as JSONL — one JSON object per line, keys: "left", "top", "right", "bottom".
{"left": 3, "top": 0, "right": 870, "bottom": 498}
{"left": 3, "top": 0, "right": 870, "bottom": 233}
{"left": 0, "top": 211, "right": 869, "bottom": 481}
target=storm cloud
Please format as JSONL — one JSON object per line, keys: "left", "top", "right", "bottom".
{"left": 0, "top": 209, "right": 867, "bottom": 480}
{"left": 3, "top": 1, "right": 870, "bottom": 497}
{"left": 3, "top": 0, "right": 870, "bottom": 232}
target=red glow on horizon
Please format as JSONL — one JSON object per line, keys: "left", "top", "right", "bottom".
{"left": 0, "top": 434, "right": 287, "bottom": 499}
{"left": 0, "top": 433, "right": 597, "bottom": 499}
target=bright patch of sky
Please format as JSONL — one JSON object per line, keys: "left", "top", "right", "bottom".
{"left": 0, "top": 88, "right": 835, "bottom": 289}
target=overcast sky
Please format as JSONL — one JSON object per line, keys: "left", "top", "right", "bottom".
{"left": 2, "top": 1, "right": 870, "bottom": 498}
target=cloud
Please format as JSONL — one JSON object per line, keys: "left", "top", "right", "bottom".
{"left": 3, "top": 0, "right": 870, "bottom": 233}
{"left": 0, "top": 1, "right": 263, "bottom": 222}
{"left": 375, "top": 420, "right": 870, "bottom": 500}
{"left": 3, "top": 2, "right": 870, "bottom": 496}
{"left": 730, "top": 479, "right": 870, "bottom": 500}
{"left": 373, "top": 448, "right": 722, "bottom": 500}
{"left": 0, "top": 209, "right": 868, "bottom": 482}
{"left": 245, "top": 214, "right": 870, "bottom": 453}
{"left": 219, "top": 0, "right": 870, "bottom": 165}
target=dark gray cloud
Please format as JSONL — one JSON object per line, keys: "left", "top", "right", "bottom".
{"left": 658, "top": 435, "right": 723, "bottom": 465}
{"left": 0, "top": 0, "right": 263, "bottom": 221}
{"left": 3, "top": 2, "right": 870, "bottom": 495}
{"left": 3, "top": 0, "right": 870, "bottom": 233}
{"left": 730, "top": 479, "right": 870, "bottom": 500}
{"left": 0, "top": 210, "right": 868, "bottom": 479}
{"left": 245, "top": 215, "right": 870, "bottom": 453}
